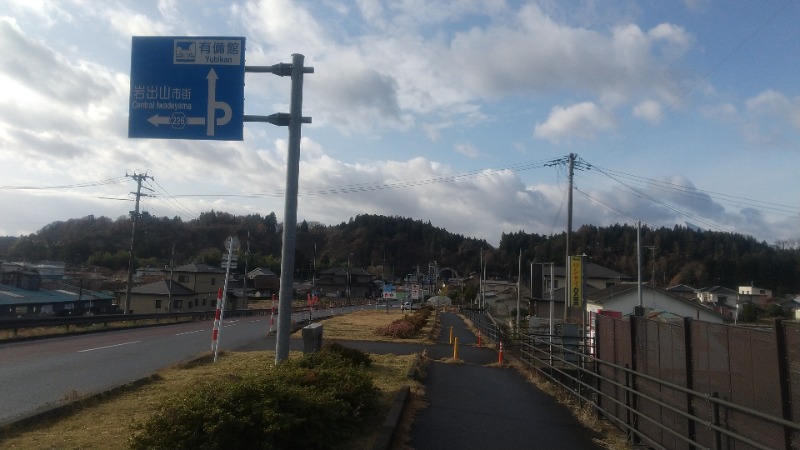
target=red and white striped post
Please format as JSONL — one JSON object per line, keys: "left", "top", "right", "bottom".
{"left": 268, "top": 306, "right": 275, "bottom": 334}
{"left": 211, "top": 288, "right": 223, "bottom": 362}
{"left": 498, "top": 341, "right": 504, "bottom": 365}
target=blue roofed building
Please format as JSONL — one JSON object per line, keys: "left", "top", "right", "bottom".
{"left": 0, "top": 263, "right": 115, "bottom": 317}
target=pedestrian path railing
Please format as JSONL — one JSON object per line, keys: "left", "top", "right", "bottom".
{"left": 462, "top": 309, "right": 800, "bottom": 450}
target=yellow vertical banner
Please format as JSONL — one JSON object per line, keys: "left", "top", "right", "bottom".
{"left": 570, "top": 256, "right": 582, "bottom": 308}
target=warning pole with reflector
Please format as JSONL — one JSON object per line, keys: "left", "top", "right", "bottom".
{"left": 211, "top": 288, "right": 223, "bottom": 361}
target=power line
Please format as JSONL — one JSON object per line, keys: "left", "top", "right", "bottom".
{"left": 0, "top": 177, "right": 127, "bottom": 191}
{"left": 580, "top": 160, "right": 799, "bottom": 217}
{"left": 168, "top": 158, "right": 563, "bottom": 199}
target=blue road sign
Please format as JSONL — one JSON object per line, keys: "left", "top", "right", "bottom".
{"left": 128, "top": 36, "right": 245, "bottom": 140}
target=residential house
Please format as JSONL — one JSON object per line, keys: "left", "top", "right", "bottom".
{"left": 696, "top": 286, "right": 740, "bottom": 308}
{"left": 314, "top": 267, "right": 375, "bottom": 299}
{"left": 738, "top": 285, "right": 772, "bottom": 306}
{"left": 587, "top": 284, "right": 726, "bottom": 324}
{"left": 551, "top": 262, "right": 631, "bottom": 291}
{"left": 122, "top": 263, "right": 244, "bottom": 314}
{"left": 128, "top": 279, "right": 197, "bottom": 314}
{"left": 247, "top": 267, "right": 279, "bottom": 298}
{"left": 530, "top": 262, "right": 630, "bottom": 320}
{"left": 532, "top": 285, "right": 601, "bottom": 320}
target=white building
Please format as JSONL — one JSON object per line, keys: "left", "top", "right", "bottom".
{"left": 738, "top": 285, "right": 772, "bottom": 305}
{"left": 587, "top": 284, "right": 726, "bottom": 324}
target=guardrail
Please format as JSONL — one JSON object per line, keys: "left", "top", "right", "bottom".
{"left": 0, "top": 301, "right": 376, "bottom": 339}
{"left": 0, "top": 309, "right": 281, "bottom": 338}
{"left": 462, "top": 309, "right": 800, "bottom": 450}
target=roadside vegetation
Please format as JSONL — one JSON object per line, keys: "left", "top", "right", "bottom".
{"left": 0, "top": 308, "right": 432, "bottom": 449}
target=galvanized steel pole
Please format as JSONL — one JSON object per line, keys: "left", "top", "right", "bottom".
{"left": 275, "top": 54, "right": 309, "bottom": 364}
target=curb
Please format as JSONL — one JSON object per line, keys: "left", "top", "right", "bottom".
{"left": 0, "top": 373, "right": 160, "bottom": 438}
{"left": 370, "top": 385, "right": 411, "bottom": 450}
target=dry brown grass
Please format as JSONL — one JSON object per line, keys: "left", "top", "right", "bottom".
{"left": 299, "top": 309, "right": 435, "bottom": 343}
{"left": 0, "top": 309, "right": 434, "bottom": 449}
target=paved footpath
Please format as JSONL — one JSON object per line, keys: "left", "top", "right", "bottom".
{"left": 409, "top": 312, "right": 602, "bottom": 450}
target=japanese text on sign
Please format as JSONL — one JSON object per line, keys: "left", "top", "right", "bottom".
{"left": 570, "top": 256, "right": 583, "bottom": 308}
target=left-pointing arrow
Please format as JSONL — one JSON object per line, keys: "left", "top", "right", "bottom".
{"left": 147, "top": 114, "right": 171, "bottom": 126}
{"left": 147, "top": 114, "right": 206, "bottom": 127}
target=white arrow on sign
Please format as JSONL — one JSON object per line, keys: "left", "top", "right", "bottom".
{"left": 147, "top": 114, "right": 205, "bottom": 127}
{"left": 146, "top": 68, "right": 232, "bottom": 136}
{"left": 206, "top": 68, "right": 232, "bottom": 137}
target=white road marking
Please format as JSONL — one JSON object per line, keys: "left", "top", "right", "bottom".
{"left": 175, "top": 330, "right": 204, "bottom": 336}
{"left": 78, "top": 341, "right": 141, "bottom": 353}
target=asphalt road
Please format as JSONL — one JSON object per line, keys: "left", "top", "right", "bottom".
{"left": 0, "top": 303, "right": 385, "bottom": 426}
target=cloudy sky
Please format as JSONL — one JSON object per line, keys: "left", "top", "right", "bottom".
{"left": 1, "top": 0, "right": 799, "bottom": 247}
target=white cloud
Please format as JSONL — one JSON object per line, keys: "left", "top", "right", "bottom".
{"left": 633, "top": 100, "right": 663, "bottom": 123}
{"left": 453, "top": 142, "right": 479, "bottom": 159}
{"left": 534, "top": 102, "right": 616, "bottom": 143}
{"left": 741, "top": 90, "right": 800, "bottom": 145}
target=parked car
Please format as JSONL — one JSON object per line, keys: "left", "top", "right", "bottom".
{"left": 400, "top": 301, "right": 412, "bottom": 310}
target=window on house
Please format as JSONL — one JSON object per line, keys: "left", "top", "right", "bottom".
{"left": 178, "top": 275, "right": 189, "bottom": 283}
{"left": 203, "top": 298, "right": 207, "bottom": 306}
{"left": 174, "top": 300, "right": 183, "bottom": 309}
{"left": 188, "top": 301, "right": 192, "bottom": 309}
{"left": 155, "top": 299, "right": 162, "bottom": 309}
{"left": 195, "top": 299, "right": 199, "bottom": 306}
{"left": 211, "top": 278, "right": 216, "bottom": 285}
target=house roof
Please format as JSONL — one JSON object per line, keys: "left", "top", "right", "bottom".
{"left": 248, "top": 267, "right": 277, "bottom": 278}
{"left": 173, "top": 263, "right": 225, "bottom": 274}
{"left": 130, "top": 280, "right": 195, "bottom": 296}
{"left": 587, "top": 283, "right": 727, "bottom": 321}
{"left": 0, "top": 283, "right": 113, "bottom": 306}
{"left": 696, "top": 285, "right": 738, "bottom": 296}
{"left": 667, "top": 284, "right": 696, "bottom": 293}
{"left": 319, "top": 267, "right": 372, "bottom": 276}
{"left": 551, "top": 262, "right": 631, "bottom": 280}
{"left": 535, "top": 284, "right": 601, "bottom": 303}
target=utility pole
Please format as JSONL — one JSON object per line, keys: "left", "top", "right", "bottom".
{"left": 242, "top": 230, "right": 250, "bottom": 309}
{"left": 565, "top": 153, "right": 575, "bottom": 320}
{"left": 167, "top": 242, "right": 175, "bottom": 312}
{"left": 646, "top": 245, "right": 657, "bottom": 287}
{"left": 123, "top": 171, "right": 151, "bottom": 314}
{"left": 637, "top": 221, "right": 642, "bottom": 309}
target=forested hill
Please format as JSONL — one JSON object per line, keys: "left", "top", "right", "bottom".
{"left": 1, "top": 213, "right": 798, "bottom": 296}
{"left": 0, "top": 212, "right": 492, "bottom": 281}
{"left": 500, "top": 224, "right": 800, "bottom": 297}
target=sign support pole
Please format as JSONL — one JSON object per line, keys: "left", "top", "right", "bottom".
{"left": 272, "top": 54, "right": 312, "bottom": 364}
{"left": 243, "top": 56, "right": 312, "bottom": 364}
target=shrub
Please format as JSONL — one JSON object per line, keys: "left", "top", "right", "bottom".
{"left": 374, "top": 307, "right": 431, "bottom": 338}
{"left": 129, "top": 350, "right": 379, "bottom": 450}
{"left": 375, "top": 319, "right": 417, "bottom": 338}
{"left": 322, "top": 342, "right": 372, "bottom": 367}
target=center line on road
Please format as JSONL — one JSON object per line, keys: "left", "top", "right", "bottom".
{"left": 175, "top": 330, "right": 204, "bottom": 336}
{"left": 78, "top": 341, "right": 141, "bottom": 353}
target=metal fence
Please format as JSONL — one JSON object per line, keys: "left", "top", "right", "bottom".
{"left": 463, "top": 309, "right": 800, "bottom": 450}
